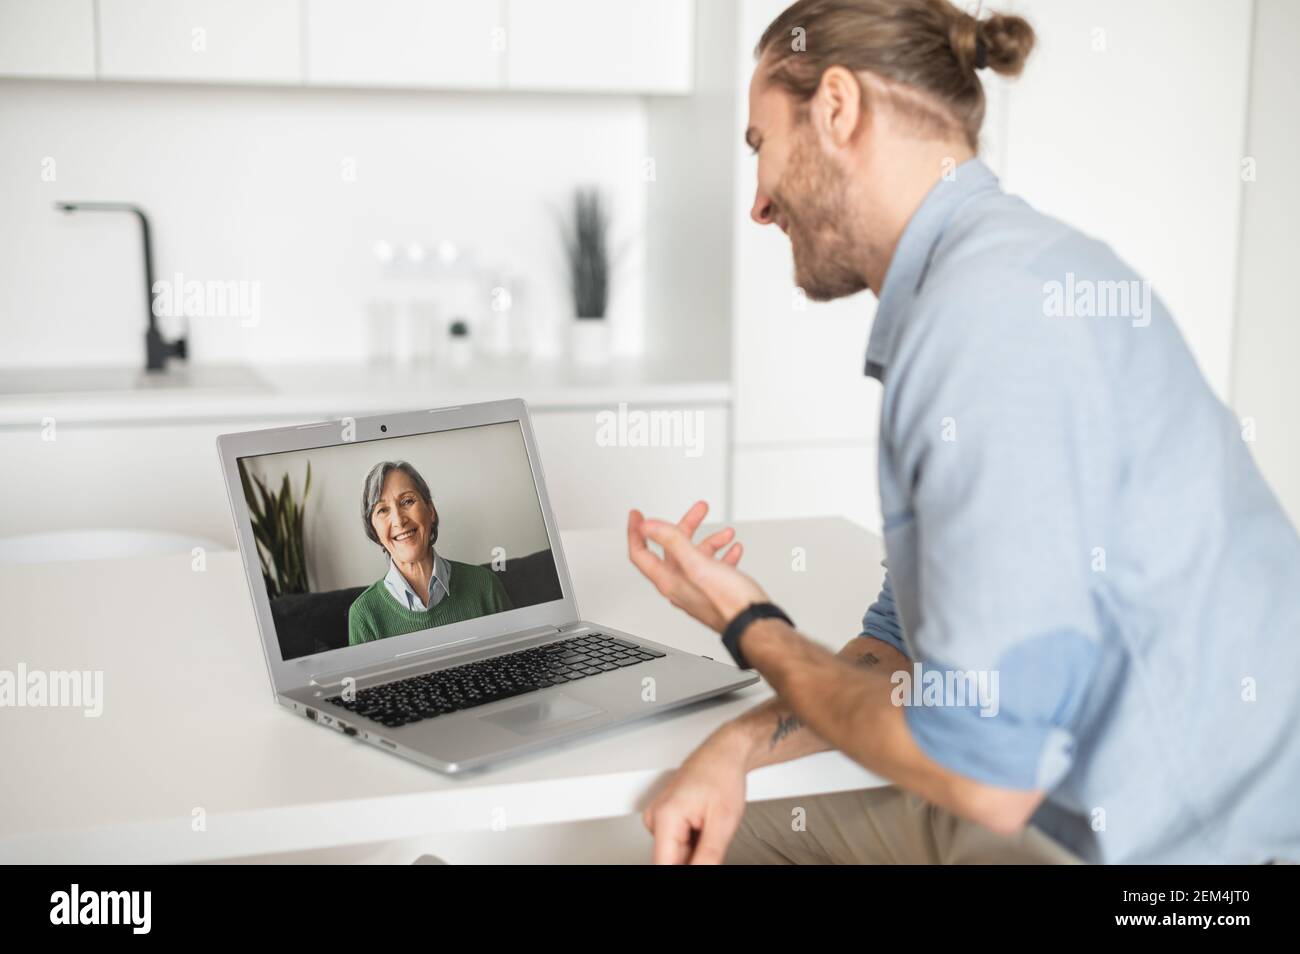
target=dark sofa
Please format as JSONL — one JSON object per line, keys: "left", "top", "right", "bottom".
{"left": 269, "top": 548, "right": 563, "bottom": 660}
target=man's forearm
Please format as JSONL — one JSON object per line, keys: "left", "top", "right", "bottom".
{"left": 741, "top": 618, "right": 946, "bottom": 799}
{"left": 735, "top": 618, "right": 1043, "bottom": 832}
{"left": 720, "top": 635, "right": 908, "bottom": 772}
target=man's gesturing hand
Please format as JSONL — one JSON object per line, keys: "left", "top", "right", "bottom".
{"left": 627, "top": 500, "right": 768, "bottom": 633}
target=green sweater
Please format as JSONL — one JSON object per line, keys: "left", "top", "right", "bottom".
{"left": 347, "top": 559, "right": 513, "bottom": 646}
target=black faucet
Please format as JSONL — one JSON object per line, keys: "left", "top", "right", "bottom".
{"left": 54, "top": 201, "right": 188, "bottom": 373}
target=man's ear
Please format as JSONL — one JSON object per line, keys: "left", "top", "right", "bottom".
{"left": 810, "top": 65, "right": 863, "bottom": 150}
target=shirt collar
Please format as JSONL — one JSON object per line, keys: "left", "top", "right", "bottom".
{"left": 383, "top": 549, "right": 451, "bottom": 612}
{"left": 864, "top": 157, "right": 1001, "bottom": 379}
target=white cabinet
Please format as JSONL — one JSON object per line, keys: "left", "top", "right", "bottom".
{"left": 727, "top": 0, "right": 883, "bottom": 531}
{"left": 2, "top": 0, "right": 696, "bottom": 93}
{"left": 0, "top": 418, "right": 306, "bottom": 548}
{"left": 98, "top": 0, "right": 301, "bottom": 84}
{"left": 730, "top": 0, "right": 881, "bottom": 449}
{"left": 732, "top": 444, "right": 882, "bottom": 534}
{"left": 506, "top": 0, "right": 694, "bottom": 93}
{"left": 530, "top": 405, "right": 728, "bottom": 529}
{"left": 0, "top": 404, "right": 728, "bottom": 550}
{"left": 0, "top": 0, "right": 95, "bottom": 78}
{"left": 306, "top": 0, "right": 504, "bottom": 90}
{"left": 730, "top": 219, "right": 881, "bottom": 445}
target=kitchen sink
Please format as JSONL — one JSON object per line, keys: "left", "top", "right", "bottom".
{"left": 0, "top": 364, "right": 269, "bottom": 396}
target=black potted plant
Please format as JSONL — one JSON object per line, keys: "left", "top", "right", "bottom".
{"left": 560, "top": 186, "right": 612, "bottom": 364}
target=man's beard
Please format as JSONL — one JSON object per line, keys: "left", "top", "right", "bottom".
{"left": 773, "top": 130, "right": 868, "bottom": 302}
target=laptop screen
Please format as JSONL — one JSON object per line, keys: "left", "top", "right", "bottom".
{"left": 236, "top": 419, "right": 563, "bottom": 661}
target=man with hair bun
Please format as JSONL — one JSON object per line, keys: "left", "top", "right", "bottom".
{"left": 627, "top": 0, "right": 1300, "bottom": 865}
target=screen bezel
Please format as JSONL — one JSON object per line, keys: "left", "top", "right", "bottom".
{"left": 216, "top": 399, "right": 579, "bottom": 692}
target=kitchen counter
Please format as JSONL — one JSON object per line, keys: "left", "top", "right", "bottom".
{"left": 0, "top": 352, "right": 731, "bottom": 428}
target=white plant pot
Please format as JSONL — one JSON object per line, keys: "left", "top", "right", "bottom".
{"left": 570, "top": 318, "right": 610, "bottom": 366}
{"left": 448, "top": 335, "right": 473, "bottom": 369}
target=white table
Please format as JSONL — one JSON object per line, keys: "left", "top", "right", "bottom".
{"left": 0, "top": 517, "right": 887, "bottom": 863}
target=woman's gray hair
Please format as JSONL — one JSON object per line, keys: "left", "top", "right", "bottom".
{"left": 361, "top": 460, "right": 439, "bottom": 549}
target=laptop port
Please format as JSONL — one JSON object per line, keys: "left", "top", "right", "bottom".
{"left": 305, "top": 707, "right": 317, "bottom": 721}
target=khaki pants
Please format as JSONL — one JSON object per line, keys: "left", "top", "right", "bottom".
{"left": 725, "top": 786, "right": 1083, "bottom": 865}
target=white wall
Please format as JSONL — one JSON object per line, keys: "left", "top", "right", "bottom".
{"left": 643, "top": 0, "right": 736, "bottom": 367}
{"left": 729, "top": 0, "right": 1254, "bottom": 532}
{"left": 0, "top": 79, "right": 648, "bottom": 367}
{"left": 1004, "top": 0, "right": 1252, "bottom": 401}
{"left": 240, "top": 420, "right": 552, "bottom": 592}
{"left": 1232, "top": 0, "right": 1300, "bottom": 527}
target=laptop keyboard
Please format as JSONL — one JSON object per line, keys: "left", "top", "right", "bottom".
{"left": 324, "top": 633, "right": 665, "bottom": 729}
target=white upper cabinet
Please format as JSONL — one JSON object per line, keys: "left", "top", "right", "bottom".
{"left": 506, "top": 0, "right": 694, "bottom": 93}
{"left": 0, "top": 0, "right": 95, "bottom": 78}
{"left": 306, "top": 0, "right": 505, "bottom": 90}
{"left": 3, "top": 0, "right": 696, "bottom": 93}
{"left": 98, "top": 0, "right": 301, "bottom": 84}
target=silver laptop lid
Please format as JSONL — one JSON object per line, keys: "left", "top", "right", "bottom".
{"left": 216, "top": 399, "right": 580, "bottom": 694}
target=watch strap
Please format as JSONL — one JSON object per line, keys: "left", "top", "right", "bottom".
{"left": 720, "top": 602, "right": 792, "bottom": 669}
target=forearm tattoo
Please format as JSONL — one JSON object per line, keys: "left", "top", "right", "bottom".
{"left": 767, "top": 649, "right": 882, "bottom": 749}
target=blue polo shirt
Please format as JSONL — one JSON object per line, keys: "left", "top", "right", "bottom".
{"left": 858, "top": 158, "right": 1300, "bottom": 863}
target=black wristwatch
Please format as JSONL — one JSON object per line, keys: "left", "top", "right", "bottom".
{"left": 720, "top": 602, "right": 793, "bottom": 670}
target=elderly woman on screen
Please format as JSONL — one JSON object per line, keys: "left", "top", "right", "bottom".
{"left": 347, "top": 460, "right": 512, "bottom": 646}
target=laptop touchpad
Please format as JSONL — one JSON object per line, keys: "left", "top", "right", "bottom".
{"left": 480, "top": 693, "right": 605, "bottom": 735}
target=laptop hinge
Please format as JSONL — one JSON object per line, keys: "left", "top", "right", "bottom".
{"left": 306, "top": 624, "right": 565, "bottom": 691}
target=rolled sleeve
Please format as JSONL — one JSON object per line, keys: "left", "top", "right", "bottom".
{"left": 885, "top": 268, "right": 1107, "bottom": 789}
{"left": 860, "top": 565, "right": 910, "bottom": 659}
{"left": 901, "top": 628, "right": 1100, "bottom": 790}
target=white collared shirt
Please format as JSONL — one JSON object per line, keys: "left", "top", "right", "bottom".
{"left": 382, "top": 550, "right": 451, "bottom": 612}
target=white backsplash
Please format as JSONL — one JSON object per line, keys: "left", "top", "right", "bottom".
{"left": 0, "top": 79, "right": 647, "bottom": 368}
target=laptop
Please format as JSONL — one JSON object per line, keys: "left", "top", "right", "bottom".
{"left": 216, "top": 398, "right": 757, "bottom": 774}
